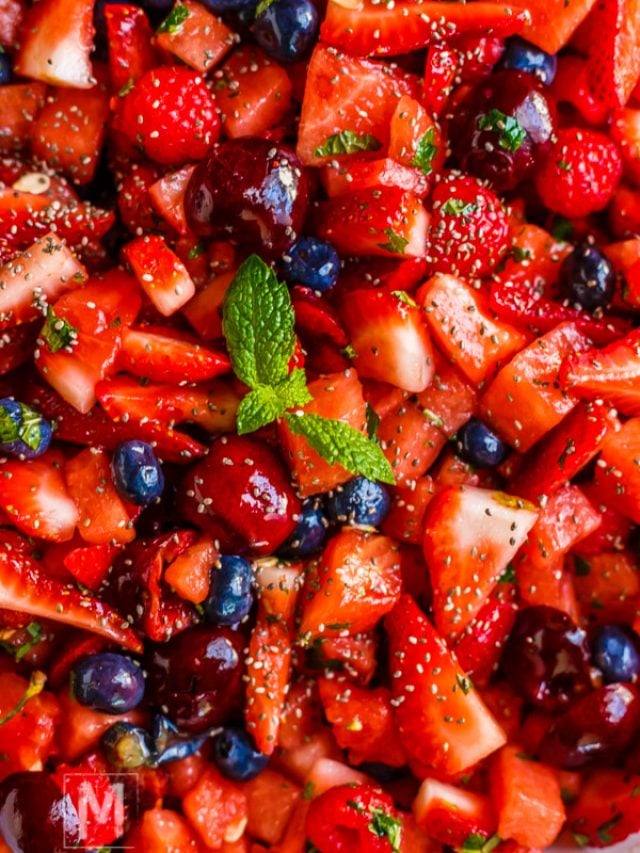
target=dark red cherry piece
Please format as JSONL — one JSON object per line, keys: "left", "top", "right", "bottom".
{"left": 537, "top": 684, "right": 640, "bottom": 769}
{"left": 145, "top": 625, "right": 245, "bottom": 734}
{"left": 185, "top": 138, "right": 310, "bottom": 256}
{"left": 0, "top": 771, "right": 80, "bottom": 853}
{"left": 502, "top": 605, "right": 591, "bottom": 711}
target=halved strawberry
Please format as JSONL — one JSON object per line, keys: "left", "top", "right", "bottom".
{"left": 63, "top": 542, "right": 120, "bottom": 591}
{"left": 297, "top": 44, "right": 419, "bottom": 167}
{"left": 155, "top": 0, "right": 235, "bottom": 75}
{"left": 480, "top": 322, "right": 591, "bottom": 452}
{"left": 339, "top": 289, "right": 434, "bottom": 393}
{"left": 418, "top": 274, "right": 527, "bottom": 385}
{"left": 388, "top": 96, "right": 444, "bottom": 178}
{"left": 0, "top": 543, "right": 141, "bottom": 651}
{"left": 148, "top": 165, "right": 196, "bottom": 236}
{"left": 454, "top": 596, "right": 518, "bottom": 685}
{"left": 0, "top": 233, "right": 86, "bottom": 330}
{"left": 385, "top": 594, "right": 507, "bottom": 776}
{"left": 299, "top": 528, "right": 401, "bottom": 641}
{"left": 123, "top": 235, "right": 196, "bottom": 317}
{"left": 423, "top": 486, "right": 538, "bottom": 639}
{"left": 559, "top": 328, "right": 640, "bottom": 416}
{"left": 65, "top": 448, "right": 136, "bottom": 546}
{"left": 0, "top": 83, "right": 47, "bottom": 154}
{"left": 320, "top": 158, "right": 431, "bottom": 199}
{"left": 0, "top": 451, "right": 79, "bottom": 542}
{"left": 413, "top": 778, "right": 497, "bottom": 847}
{"left": 15, "top": 0, "right": 95, "bottom": 88}
{"left": 320, "top": 0, "right": 527, "bottom": 57}
{"left": 118, "top": 327, "right": 230, "bottom": 385}
{"left": 104, "top": 3, "right": 159, "bottom": 92}
{"left": 593, "top": 417, "right": 640, "bottom": 524}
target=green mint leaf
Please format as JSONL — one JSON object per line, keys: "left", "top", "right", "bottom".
{"left": 378, "top": 228, "right": 409, "bottom": 255}
{"left": 277, "top": 368, "right": 313, "bottom": 409}
{"left": 187, "top": 242, "right": 205, "bottom": 260}
{"left": 365, "top": 403, "right": 380, "bottom": 441}
{"left": 236, "top": 369, "right": 312, "bottom": 435}
{"left": 302, "top": 781, "right": 315, "bottom": 801}
{"left": 313, "top": 131, "right": 382, "bottom": 158}
{"left": 551, "top": 217, "right": 573, "bottom": 241}
{"left": 574, "top": 555, "right": 591, "bottom": 576}
{"left": 117, "top": 78, "right": 135, "bottom": 98}
{"left": 157, "top": 2, "right": 190, "bottom": 34}
{"left": 391, "top": 290, "right": 417, "bottom": 307}
{"left": 573, "top": 834, "right": 590, "bottom": 848}
{"left": 499, "top": 563, "right": 516, "bottom": 584}
{"left": 0, "top": 402, "right": 46, "bottom": 453}
{"left": 461, "top": 834, "right": 501, "bottom": 853}
{"left": 478, "top": 108, "right": 526, "bottom": 152}
{"left": 15, "top": 622, "right": 42, "bottom": 661}
{"left": 412, "top": 127, "right": 438, "bottom": 175}
{"left": 283, "top": 413, "right": 395, "bottom": 484}
{"left": 222, "top": 255, "right": 295, "bottom": 389}
{"left": 597, "top": 815, "right": 622, "bottom": 845}
{"left": 441, "top": 198, "right": 477, "bottom": 217}
{"left": 368, "top": 808, "right": 402, "bottom": 852}
{"left": 41, "top": 305, "right": 77, "bottom": 354}
{"left": 255, "top": 0, "right": 276, "bottom": 15}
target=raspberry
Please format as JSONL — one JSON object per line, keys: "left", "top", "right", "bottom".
{"left": 535, "top": 127, "right": 622, "bottom": 218}
{"left": 116, "top": 67, "right": 220, "bottom": 167}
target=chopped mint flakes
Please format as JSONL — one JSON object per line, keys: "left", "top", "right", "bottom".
{"left": 478, "top": 108, "right": 526, "bottom": 152}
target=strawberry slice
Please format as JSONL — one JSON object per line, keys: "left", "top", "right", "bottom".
{"left": 299, "top": 528, "right": 401, "bottom": 641}
{"left": 0, "top": 233, "right": 86, "bottom": 331}
{"left": 385, "top": 594, "right": 506, "bottom": 776}
{"left": 245, "top": 614, "right": 292, "bottom": 756}
{"left": 453, "top": 596, "right": 518, "bottom": 684}
{"left": 104, "top": 3, "right": 158, "bottom": 92}
{"left": 117, "top": 327, "right": 231, "bottom": 385}
{"left": 0, "top": 451, "right": 79, "bottom": 542}
{"left": 339, "top": 289, "right": 434, "bottom": 393}
{"left": 320, "top": 158, "right": 431, "bottom": 199}
{"left": 559, "top": 328, "right": 640, "bottom": 416}
{"left": 320, "top": 0, "right": 527, "bottom": 57}
{"left": 413, "top": 778, "right": 497, "bottom": 847}
{"left": 15, "top": 0, "right": 95, "bottom": 89}
{"left": 148, "top": 165, "right": 196, "bottom": 235}
{"left": 123, "top": 235, "right": 196, "bottom": 317}
{"left": 0, "top": 83, "right": 47, "bottom": 155}
{"left": 423, "top": 486, "right": 538, "bottom": 640}
{"left": 0, "top": 544, "right": 141, "bottom": 651}
{"left": 593, "top": 418, "right": 640, "bottom": 524}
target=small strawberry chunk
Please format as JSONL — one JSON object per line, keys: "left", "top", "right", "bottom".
{"left": 123, "top": 235, "right": 196, "bottom": 316}
{"left": 183, "top": 767, "right": 248, "bottom": 849}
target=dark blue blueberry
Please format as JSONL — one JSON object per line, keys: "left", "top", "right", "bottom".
{"left": 279, "top": 497, "right": 328, "bottom": 556}
{"left": 592, "top": 625, "right": 640, "bottom": 683}
{"left": 72, "top": 652, "right": 145, "bottom": 713}
{"left": 204, "top": 555, "right": 253, "bottom": 626}
{"left": 499, "top": 37, "right": 557, "bottom": 85}
{"left": 102, "top": 722, "right": 153, "bottom": 769}
{"left": 0, "top": 399, "right": 53, "bottom": 459}
{"left": 151, "top": 715, "right": 210, "bottom": 765}
{"left": 560, "top": 243, "right": 615, "bottom": 312}
{"left": 111, "top": 439, "right": 165, "bottom": 506}
{"left": 199, "top": 0, "right": 257, "bottom": 11}
{"left": 282, "top": 237, "right": 340, "bottom": 292}
{"left": 456, "top": 418, "right": 506, "bottom": 468}
{"left": 213, "top": 727, "right": 269, "bottom": 781}
{"left": 326, "top": 476, "right": 391, "bottom": 527}
{"left": 252, "top": 0, "right": 319, "bottom": 63}
{"left": 0, "top": 52, "right": 12, "bottom": 86}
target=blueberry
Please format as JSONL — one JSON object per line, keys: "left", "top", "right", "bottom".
{"left": 593, "top": 625, "right": 640, "bottom": 683}
{"left": 252, "top": 0, "right": 319, "bottom": 62}
{"left": 151, "top": 715, "right": 211, "bottom": 765}
{"left": 560, "top": 243, "right": 615, "bottom": 312}
{"left": 0, "top": 399, "right": 53, "bottom": 459}
{"left": 72, "top": 652, "right": 145, "bottom": 713}
{"left": 204, "top": 555, "right": 253, "bottom": 626}
{"left": 456, "top": 418, "right": 506, "bottom": 468}
{"left": 326, "top": 477, "right": 391, "bottom": 527}
{"left": 0, "top": 52, "right": 12, "bottom": 86}
{"left": 111, "top": 439, "right": 165, "bottom": 506}
{"left": 499, "top": 36, "right": 557, "bottom": 85}
{"left": 279, "top": 497, "right": 328, "bottom": 556}
{"left": 282, "top": 237, "right": 340, "bottom": 292}
{"left": 199, "top": 0, "right": 257, "bottom": 10}
{"left": 213, "top": 727, "right": 269, "bottom": 781}
{"left": 102, "top": 722, "right": 153, "bottom": 769}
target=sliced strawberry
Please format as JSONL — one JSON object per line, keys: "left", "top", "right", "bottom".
{"left": 0, "top": 451, "right": 79, "bottom": 542}
{"left": 0, "top": 233, "right": 86, "bottom": 331}
{"left": 378, "top": 399, "right": 446, "bottom": 486}
{"left": 316, "top": 187, "right": 427, "bottom": 259}
{"left": 593, "top": 417, "right": 640, "bottom": 524}
{"left": 320, "top": 158, "right": 431, "bottom": 199}
{"left": 299, "top": 528, "right": 401, "bottom": 641}
{"left": 291, "top": 287, "right": 348, "bottom": 349}
{"left": 123, "top": 235, "right": 196, "bottom": 317}
{"left": 388, "top": 96, "right": 445, "bottom": 179}
{"left": 453, "top": 596, "right": 518, "bottom": 685}
{"left": 320, "top": 0, "right": 527, "bottom": 57}
{"left": 15, "top": 0, "right": 95, "bottom": 88}
{"left": 156, "top": 0, "right": 235, "bottom": 75}
{"left": 417, "top": 274, "right": 527, "bottom": 385}
{"left": 339, "top": 289, "right": 434, "bottom": 393}
{"left": 480, "top": 322, "right": 591, "bottom": 452}
{"left": 117, "top": 327, "right": 230, "bottom": 385}
{"left": 0, "top": 83, "right": 47, "bottom": 155}
{"left": 63, "top": 542, "right": 120, "bottom": 591}
{"left": 279, "top": 369, "right": 367, "bottom": 497}
{"left": 385, "top": 594, "right": 506, "bottom": 776}
{"left": 494, "top": 222, "right": 571, "bottom": 292}
{"left": 0, "top": 545, "right": 141, "bottom": 650}
{"left": 423, "top": 486, "right": 537, "bottom": 640}
{"left": 512, "top": 0, "right": 596, "bottom": 54}
{"left": 297, "top": 44, "right": 419, "bottom": 167}
{"left": 559, "top": 328, "right": 640, "bottom": 416}
{"left": 148, "top": 165, "right": 196, "bottom": 236}
{"left": 65, "top": 448, "right": 135, "bottom": 546}
{"left": 423, "top": 42, "right": 459, "bottom": 117}
{"left": 413, "top": 778, "right": 496, "bottom": 848}
{"left": 511, "top": 401, "right": 619, "bottom": 503}
{"left": 104, "top": 3, "right": 159, "bottom": 92}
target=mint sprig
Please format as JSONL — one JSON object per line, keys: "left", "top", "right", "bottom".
{"left": 313, "top": 131, "right": 382, "bottom": 159}
{"left": 222, "top": 256, "right": 394, "bottom": 484}
{"left": 477, "top": 108, "right": 526, "bottom": 152}
{"left": 412, "top": 127, "right": 438, "bottom": 176}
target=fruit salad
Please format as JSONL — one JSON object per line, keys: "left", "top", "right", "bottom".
{"left": 1, "top": 0, "right": 640, "bottom": 850}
